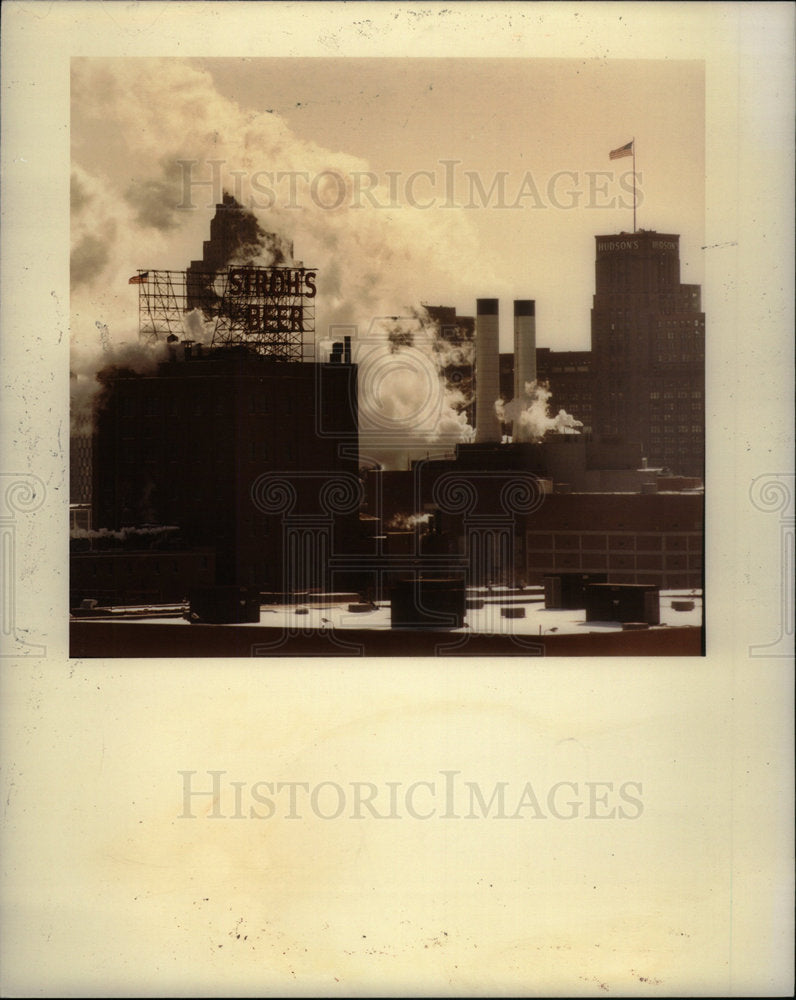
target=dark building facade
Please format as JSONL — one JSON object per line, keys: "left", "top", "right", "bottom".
{"left": 523, "top": 491, "right": 703, "bottom": 590}
{"left": 364, "top": 442, "right": 702, "bottom": 590}
{"left": 92, "top": 349, "right": 360, "bottom": 593}
{"left": 71, "top": 546, "right": 216, "bottom": 608}
{"left": 590, "top": 231, "right": 705, "bottom": 476}
{"left": 70, "top": 431, "right": 93, "bottom": 504}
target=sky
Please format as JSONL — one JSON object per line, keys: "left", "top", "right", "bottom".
{"left": 72, "top": 56, "right": 704, "bottom": 352}
{"left": 70, "top": 56, "right": 704, "bottom": 460}
{"left": 195, "top": 56, "right": 705, "bottom": 348}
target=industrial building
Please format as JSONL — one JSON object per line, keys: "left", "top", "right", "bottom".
{"left": 71, "top": 532, "right": 216, "bottom": 608}
{"left": 72, "top": 199, "right": 703, "bottom": 649}
{"left": 92, "top": 352, "right": 360, "bottom": 594}
{"left": 84, "top": 196, "right": 363, "bottom": 601}
{"left": 522, "top": 491, "right": 702, "bottom": 590}
{"left": 365, "top": 444, "right": 703, "bottom": 591}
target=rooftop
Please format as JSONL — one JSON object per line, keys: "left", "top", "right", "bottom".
{"left": 74, "top": 587, "right": 703, "bottom": 635}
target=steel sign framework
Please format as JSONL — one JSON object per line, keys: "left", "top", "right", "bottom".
{"left": 134, "top": 266, "right": 317, "bottom": 362}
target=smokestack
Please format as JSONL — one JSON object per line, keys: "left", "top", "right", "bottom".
{"left": 344, "top": 335, "right": 352, "bottom": 365}
{"left": 513, "top": 300, "right": 536, "bottom": 401}
{"left": 475, "top": 298, "right": 501, "bottom": 443}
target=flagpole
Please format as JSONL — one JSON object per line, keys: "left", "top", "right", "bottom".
{"left": 632, "top": 137, "right": 636, "bottom": 232}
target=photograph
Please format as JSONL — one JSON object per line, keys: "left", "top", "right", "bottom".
{"left": 68, "top": 55, "right": 705, "bottom": 657}
{"left": 1, "top": 3, "right": 792, "bottom": 997}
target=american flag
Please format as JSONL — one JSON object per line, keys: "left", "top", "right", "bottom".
{"left": 128, "top": 272, "right": 149, "bottom": 284}
{"left": 609, "top": 141, "right": 634, "bottom": 160}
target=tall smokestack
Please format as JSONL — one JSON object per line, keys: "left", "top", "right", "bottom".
{"left": 513, "top": 300, "right": 536, "bottom": 402}
{"left": 475, "top": 298, "right": 501, "bottom": 443}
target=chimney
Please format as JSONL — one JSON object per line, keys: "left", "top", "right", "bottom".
{"left": 344, "top": 335, "right": 352, "bottom": 365}
{"left": 512, "top": 300, "right": 536, "bottom": 443}
{"left": 474, "top": 298, "right": 501, "bottom": 443}
{"left": 513, "top": 300, "right": 536, "bottom": 400}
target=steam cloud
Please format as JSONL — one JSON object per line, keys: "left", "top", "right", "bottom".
{"left": 354, "top": 311, "right": 475, "bottom": 462}
{"left": 496, "top": 381, "right": 583, "bottom": 442}
{"left": 71, "top": 58, "right": 498, "bottom": 458}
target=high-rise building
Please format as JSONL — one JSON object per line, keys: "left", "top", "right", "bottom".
{"left": 186, "top": 192, "right": 293, "bottom": 313}
{"left": 590, "top": 231, "right": 705, "bottom": 476}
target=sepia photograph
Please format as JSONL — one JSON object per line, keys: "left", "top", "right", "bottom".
{"left": 68, "top": 55, "right": 706, "bottom": 657}
{"left": 1, "top": 3, "right": 793, "bottom": 996}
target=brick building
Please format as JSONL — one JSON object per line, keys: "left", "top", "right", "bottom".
{"left": 365, "top": 444, "right": 703, "bottom": 590}
{"left": 522, "top": 491, "right": 703, "bottom": 590}
{"left": 91, "top": 349, "right": 360, "bottom": 593}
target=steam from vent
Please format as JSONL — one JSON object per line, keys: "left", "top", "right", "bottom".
{"left": 182, "top": 308, "right": 214, "bottom": 344}
{"left": 387, "top": 513, "right": 431, "bottom": 531}
{"left": 496, "top": 381, "right": 583, "bottom": 442}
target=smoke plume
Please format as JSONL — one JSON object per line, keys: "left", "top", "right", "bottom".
{"left": 496, "top": 381, "right": 583, "bottom": 442}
